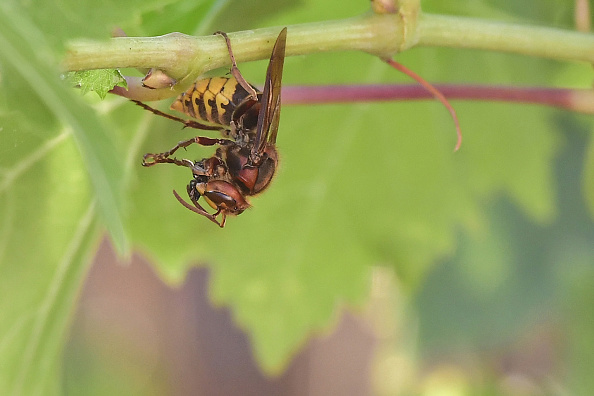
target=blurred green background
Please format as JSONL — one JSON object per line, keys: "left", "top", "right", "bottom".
{"left": 1, "top": 0, "right": 593, "bottom": 394}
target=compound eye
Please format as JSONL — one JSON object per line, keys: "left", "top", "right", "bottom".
{"left": 203, "top": 180, "right": 250, "bottom": 215}
{"left": 204, "top": 190, "right": 238, "bottom": 211}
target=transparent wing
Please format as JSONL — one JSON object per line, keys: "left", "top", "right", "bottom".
{"left": 251, "top": 27, "right": 287, "bottom": 160}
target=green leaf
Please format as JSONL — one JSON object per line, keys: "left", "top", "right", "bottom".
{"left": 65, "top": 69, "right": 127, "bottom": 100}
{"left": 123, "top": 0, "right": 572, "bottom": 374}
{"left": 0, "top": 2, "right": 128, "bottom": 251}
{"left": 0, "top": 122, "right": 101, "bottom": 394}
{"left": 0, "top": 1, "right": 139, "bottom": 394}
{"left": 125, "top": 24, "right": 561, "bottom": 377}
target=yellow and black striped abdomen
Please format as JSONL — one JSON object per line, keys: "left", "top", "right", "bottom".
{"left": 170, "top": 76, "right": 258, "bottom": 127}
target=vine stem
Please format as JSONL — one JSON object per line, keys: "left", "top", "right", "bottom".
{"left": 280, "top": 84, "right": 594, "bottom": 115}
{"left": 418, "top": 13, "right": 594, "bottom": 62}
{"left": 63, "top": 11, "right": 594, "bottom": 100}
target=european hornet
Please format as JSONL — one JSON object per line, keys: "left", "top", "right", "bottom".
{"left": 134, "top": 27, "right": 287, "bottom": 227}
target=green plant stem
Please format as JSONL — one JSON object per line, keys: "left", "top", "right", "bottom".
{"left": 64, "top": 13, "right": 405, "bottom": 78}
{"left": 63, "top": 11, "right": 594, "bottom": 97}
{"left": 418, "top": 13, "right": 594, "bottom": 63}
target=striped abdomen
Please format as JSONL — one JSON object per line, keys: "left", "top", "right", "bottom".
{"left": 170, "top": 76, "right": 259, "bottom": 127}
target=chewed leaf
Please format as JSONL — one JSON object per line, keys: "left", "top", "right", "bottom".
{"left": 65, "top": 69, "right": 127, "bottom": 99}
